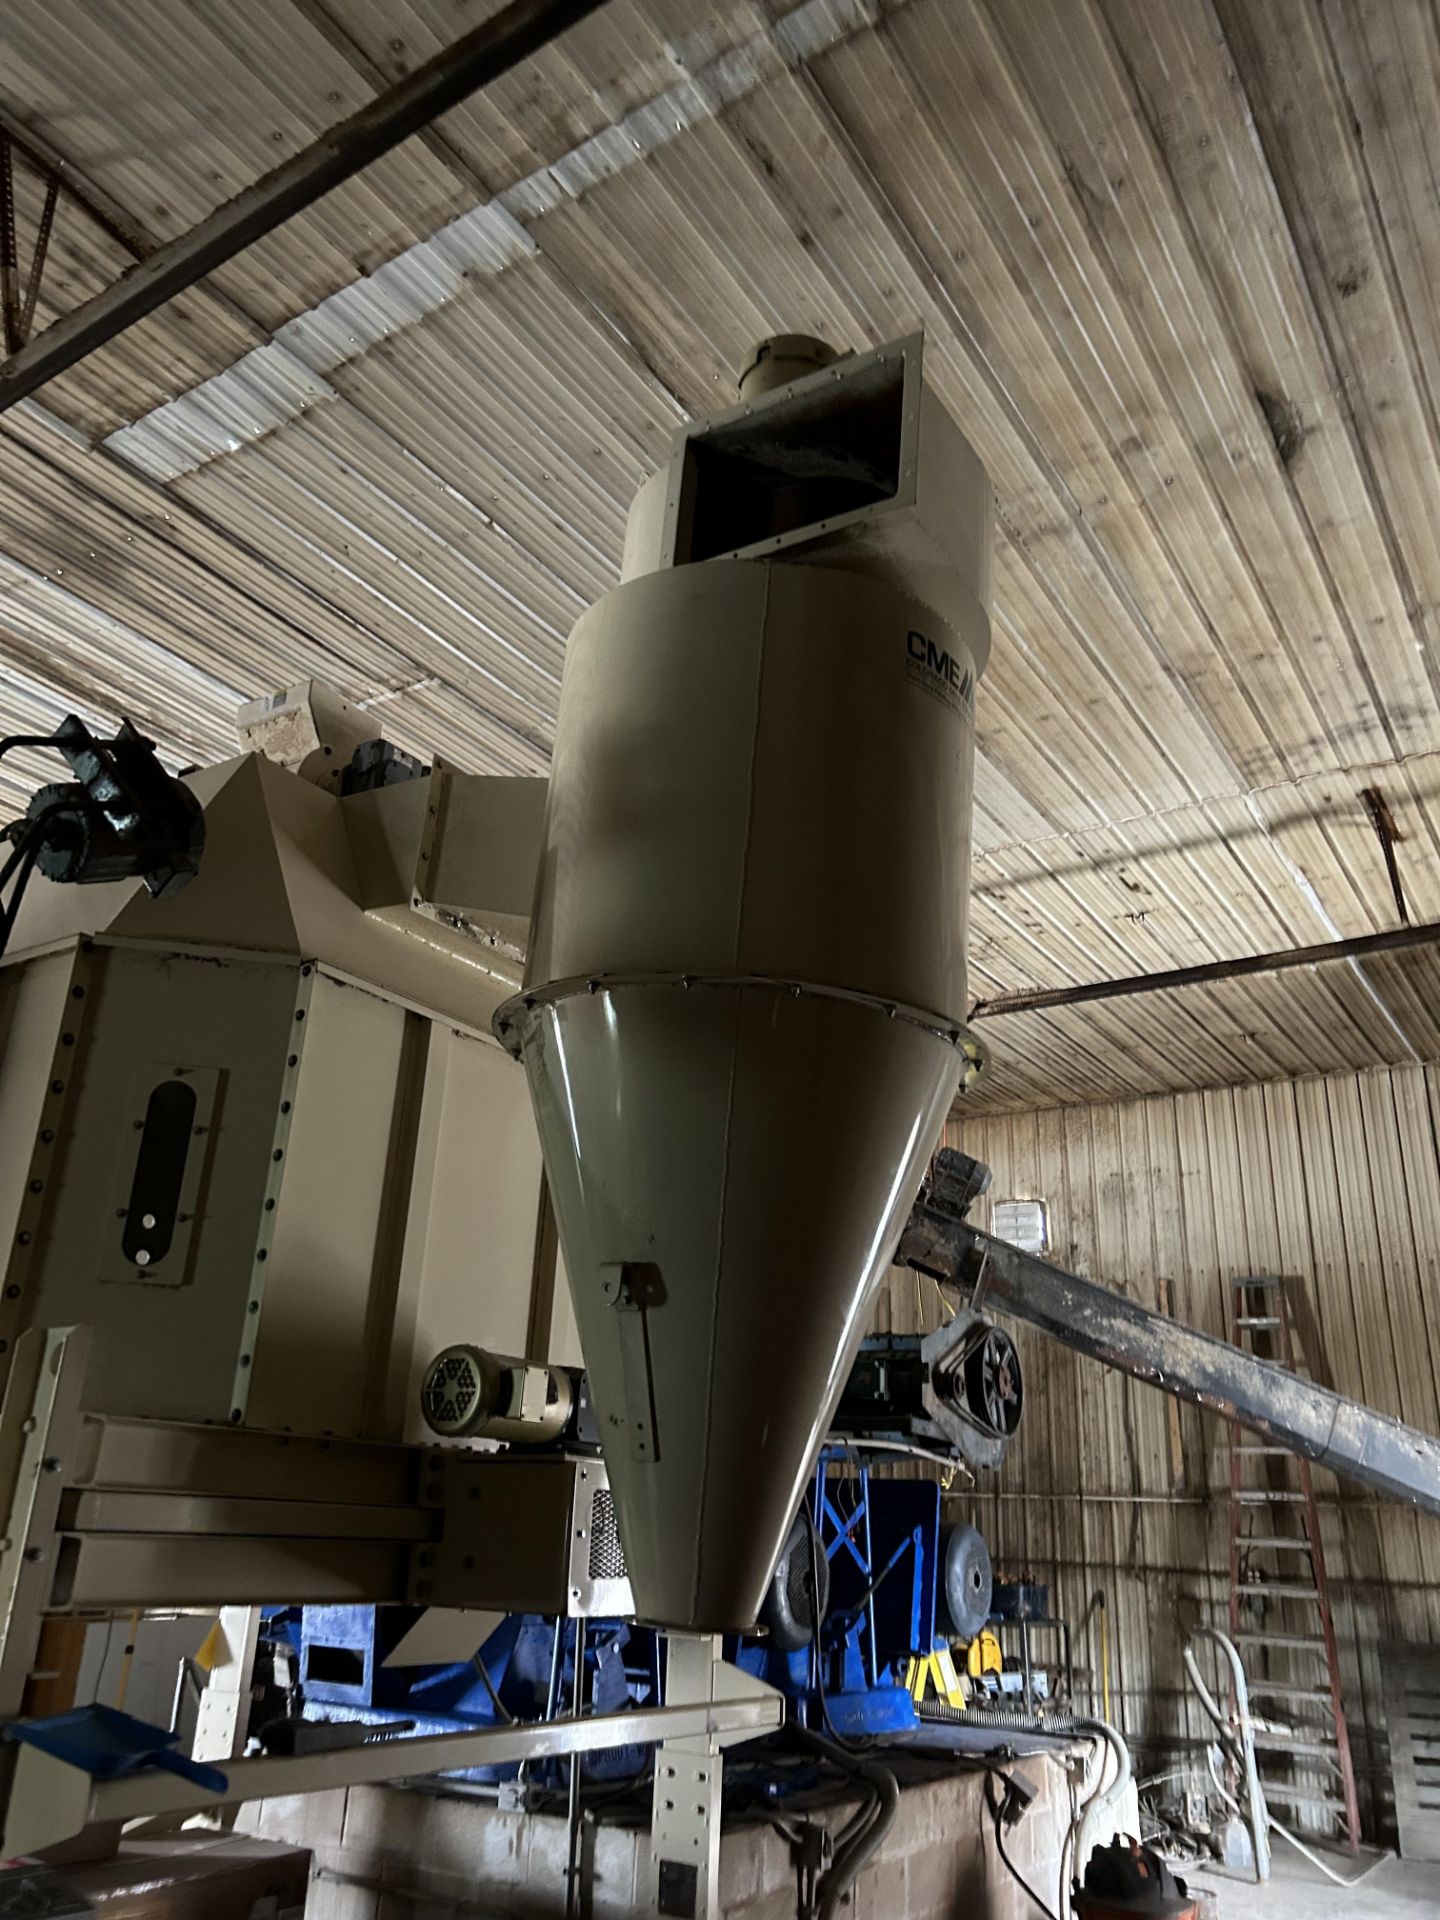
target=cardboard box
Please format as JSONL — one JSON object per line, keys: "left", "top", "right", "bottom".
{"left": 26, "top": 1832, "right": 310, "bottom": 1917}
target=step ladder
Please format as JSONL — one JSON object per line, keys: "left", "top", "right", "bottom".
{"left": 1227, "top": 1276, "right": 1360, "bottom": 1853}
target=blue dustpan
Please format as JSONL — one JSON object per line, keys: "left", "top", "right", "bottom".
{"left": 5, "top": 1703, "right": 229, "bottom": 1793}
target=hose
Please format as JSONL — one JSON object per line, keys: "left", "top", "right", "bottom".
{"left": 825, "top": 1763, "right": 897, "bottom": 1920}
{"left": 910, "top": 1700, "right": 1125, "bottom": 1913}
{"left": 1184, "top": 1627, "right": 1270, "bottom": 1882}
{"left": 910, "top": 1701, "right": 1128, "bottom": 1900}
{"left": 1205, "top": 1744, "right": 1242, "bottom": 1816}
{"left": 1268, "top": 1815, "right": 1388, "bottom": 1888}
{"left": 1070, "top": 1716, "right": 1131, "bottom": 1883}
{"left": 790, "top": 1727, "right": 899, "bottom": 1920}
{"left": 470, "top": 1649, "right": 515, "bottom": 1725}
{"left": 1064, "top": 1726, "right": 1110, "bottom": 1911}
{"left": 1184, "top": 1626, "right": 1389, "bottom": 1890}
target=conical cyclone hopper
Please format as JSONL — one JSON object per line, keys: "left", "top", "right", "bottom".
{"left": 496, "top": 333, "right": 993, "bottom": 1630}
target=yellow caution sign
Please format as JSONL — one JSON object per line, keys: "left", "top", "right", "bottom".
{"left": 193, "top": 1619, "right": 225, "bottom": 1673}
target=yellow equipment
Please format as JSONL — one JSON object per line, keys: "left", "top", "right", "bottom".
{"left": 966, "top": 1628, "right": 1003, "bottom": 1681}
{"left": 904, "top": 1645, "right": 967, "bottom": 1709}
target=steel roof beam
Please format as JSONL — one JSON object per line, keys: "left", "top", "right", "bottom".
{"left": 0, "top": 0, "right": 609, "bottom": 414}
{"left": 970, "top": 915, "right": 1440, "bottom": 1020}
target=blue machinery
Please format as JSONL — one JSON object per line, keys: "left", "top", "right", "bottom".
{"left": 731, "top": 1449, "right": 945, "bottom": 1737}
{"left": 275, "top": 1448, "right": 995, "bottom": 1766}
{"left": 263, "top": 1606, "right": 662, "bottom": 1785}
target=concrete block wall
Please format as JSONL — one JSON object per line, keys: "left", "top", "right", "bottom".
{"left": 242, "top": 1748, "right": 1131, "bottom": 1918}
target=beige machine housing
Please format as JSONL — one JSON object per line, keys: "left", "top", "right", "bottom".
{"left": 500, "top": 331, "right": 993, "bottom": 1632}
{"left": 0, "top": 743, "right": 567, "bottom": 1440}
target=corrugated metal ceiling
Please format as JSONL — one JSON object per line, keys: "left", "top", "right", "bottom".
{"left": 0, "top": 0, "right": 1437, "bottom": 1111}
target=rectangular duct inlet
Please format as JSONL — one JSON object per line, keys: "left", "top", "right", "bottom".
{"left": 674, "top": 353, "right": 906, "bottom": 564}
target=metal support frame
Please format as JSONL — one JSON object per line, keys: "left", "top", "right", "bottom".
{"left": 0, "top": 1320, "right": 639, "bottom": 1782}
{"left": 2, "top": 1681, "right": 783, "bottom": 1859}
{"left": 0, "top": 133, "right": 60, "bottom": 356}
{"left": 0, "top": 1324, "right": 784, "bottom": 1865}
{"left": 813, "top": 1446, "right": 880, "bottom": 1695}
{"left": 0, "top": 0, "right": 610, "bottom": 411}
{"left": 650, "top": 1638, "right": 767, "bottom": 1920}
{"left": 191, "top": 1606, "right": 261, "bottom": 1766}
{"left": 0, "top": 104, "right": 156, "bottom": 265}
{"left": 899, "top": 1158, "right": 1440, "bottom": 1518}
{"left": 990, "top": 1616, "right": 1072, "bottom": 1716}
{"left": 0, "top": 1327, "right": 89, "bottom": 1717}
{"left": 564, "top": 1619, "right": 586, "bottom": 1917}
{"left": 1359, "top": 787, "right": 1409, "bottom": 928}
{"left": 4, "top": 1415, "right": 628, "bottom": 1621}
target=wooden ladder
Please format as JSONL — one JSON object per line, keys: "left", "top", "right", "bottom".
{"left": 1227, "top": 1275, "right": 1360, "bottom": 1852}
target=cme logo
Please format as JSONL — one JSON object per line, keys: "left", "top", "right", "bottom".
{"left": 905, "top": 629, "right": 973, "bottom": 711}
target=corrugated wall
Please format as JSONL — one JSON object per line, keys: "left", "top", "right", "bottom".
{"left": 872, "top": 1059, "right": 1440, "bottom": 1838}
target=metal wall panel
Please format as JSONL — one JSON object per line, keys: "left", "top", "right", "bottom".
{"left": 22, "top": 945, "right": 302, "bottom": 1425}
{"left": 880, "top": 1060, "right": 1440, "bottom": 1839}
{"left": 393, "top": 1020, "right": 546, "bottom": 1443}
{"left": 253, "top": 967, "right": 412, "bottom": 1437}
{"left": 1381, "top": 1643, "right": 1440, "bottom": 1860}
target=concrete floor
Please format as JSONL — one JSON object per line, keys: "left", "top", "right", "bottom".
{"left": 1188, "top": 1850, "right": 1440, "bottom": 1918}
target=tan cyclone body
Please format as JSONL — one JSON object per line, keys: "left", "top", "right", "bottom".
{"left": 497, "top": 333, "right": 993, "bottom": 1630}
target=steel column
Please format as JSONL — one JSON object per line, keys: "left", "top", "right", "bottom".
{"left": 191, "top": 1605, "right": 261, "bottom": 1765}
{"left": 650, "top": 1638, "right": 761, "bottom": 1920}
{"left": 0, "top": 1327, "right": 89, "bottom": 1717}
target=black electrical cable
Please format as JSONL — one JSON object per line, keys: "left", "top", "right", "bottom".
{"left": 804, "top": 1504, "right": 832, "bottom": 1727}
{"left": 836, "top": 1536, "right": 915, "bottom": 1621}
{"left": 803, "top": 1505, "right": 876, "bottom": 1753}
{"left": 984, "top": 1772, "right": 1061, "bottom": 1920}
{"left": 0, "top": 822, "right": 47, "bottom": 959}
{"left": 469, "top": 1649, "right": 515, "bottom": 1725}
{"left": 0, "top": 829, "right": 32, "bottom": 896}
{"left": 790, "top": 1727, "right": 898, "bottom": 1920}
{"left": 0, "top": 797, "right": 73, "bottom": 958}
{"left": 829, "top": 1782, "right": 882, "bottom": 1869}
{"left": 0, "top": 734, "right": 67, "bottom": 760}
